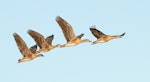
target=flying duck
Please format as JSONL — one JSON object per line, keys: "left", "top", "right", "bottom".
{"left": 56, "top": 16, "right": 91, "bottom": 47}
{"left": 13, "top": 33, "right": 43, "bottom": 63}
{"left": 27, "top": 30, "right": 61, "bottom": 53}
{"left": 90, "top": 26, "right": 125, "bottom": 44}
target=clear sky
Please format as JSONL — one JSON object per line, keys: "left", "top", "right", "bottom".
{"left": 0, "top": 0, "right": 150, "bottom": 82}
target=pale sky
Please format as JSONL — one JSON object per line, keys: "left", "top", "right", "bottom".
{"left": 0, "top": 0, "right": 150, "bottom": 82}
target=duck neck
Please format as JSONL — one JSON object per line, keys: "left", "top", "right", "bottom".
{"left": 81, "top": 39, "right": 91, "bottom": 43}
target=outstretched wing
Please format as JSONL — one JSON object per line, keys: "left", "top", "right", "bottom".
{"left": 13, "top": 33, "right": 32, "bottom": 57}
{"left": 45, "top": 35, "right": 54, "bottom": 45}
{"left": 56, "top": 16, "right": 76, "bottom": 42}
{"left": 90, "top": 26, "right": 106, "bottom": 39}
{"left": 27, "top": 30, "right": 48, "bottom": 49}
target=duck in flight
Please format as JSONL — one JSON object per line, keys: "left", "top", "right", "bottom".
{"left": 90, "top": 25, "right": 125, "bottom": 44}
{"left": 13, "top": 33, "right": 43, "bottom": 63}
{"left": 56, "top": 16, "right": 91, "bottom": 47}
{"left": 28, "top": 29, "right": 61, "bottom": 53}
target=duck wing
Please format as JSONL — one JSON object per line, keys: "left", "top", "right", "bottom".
{"left": 13, "top": 33, "right": 32, "bottom": 57}
{"left": 77, "top": 33, "right": 84, "bottom": 39}
{"left": 45, "top": 35, "right": 54, "bottom": 45}
{"left": 29, "top": 44, "right": 37, "bottom": 54}
{"left": 56, "top": 16, "right": 76, "bottom": 42}
{"left": 90, "top": 26, "right": 106, "bottom": 39}
{"left": 27, "top": 30, "right": 49, "bottom": 49}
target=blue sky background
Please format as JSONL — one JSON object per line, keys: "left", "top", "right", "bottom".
{"left": 0, "top": 0, "right": 150, "bottom": 82}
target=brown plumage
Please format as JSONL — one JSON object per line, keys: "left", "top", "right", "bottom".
{"left": 90, "top": 26, "right": 125, "bottom": 44}
{"left": 13, "top": 33, "right": 43, "bottom": 63}
{"left": 31, "top": 34, "right": 54, "bottom": 49}
{"left": 27, "top": 30, "right": 61, "bottom": 53}
{"left": 45, "top": 35, "right": 54, "bottom": 45}
{"left": 29, "top": 44, "right": 38, "bottom": 54}
{"left": 56, "top": 16, "right": 91, "bottom": 47}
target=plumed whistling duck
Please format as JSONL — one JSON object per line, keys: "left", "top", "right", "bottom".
{"left": 90, "top": 25, "right": 125, "bottom": 44}
{"left": 27, "top": 30, "right": 61, "bottom": 53}
{"left": 56, "top": 16, "right": 91, "bottom": 47}
{"left": 13, "top": 33, "right": 43, "bottom": 63}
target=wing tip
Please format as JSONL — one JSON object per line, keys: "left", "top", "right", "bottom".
{"left": 51, "top": 34, "right": 54, "bottom": 37}
{"left": 56, "top": 16, "right": 62, "bottom": 21}
{"left": 90, "top": 27, "right": 97, "bottom": 30}
{"left": 27, "top": 29, "right": 34, "bottom": 34}
{"left": 46, "top": 34, "right": 54, "bottom": 39}
{"left": 33, "top": 44, "right": 37, "bottom": 48}
{"left": 81, "top": 33, "right": 84, "bottom": 35}
{"left": 13, "top": 32, "right": 17, "bottom": 36}
{"left": 13, "top": 33, "right": 19, "bottom": 37}
{"left": 27, "top": 29, "right": 31, "bottom": 33}
{"left": 90, "top": 25, "right": 97, "bottom": 30}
